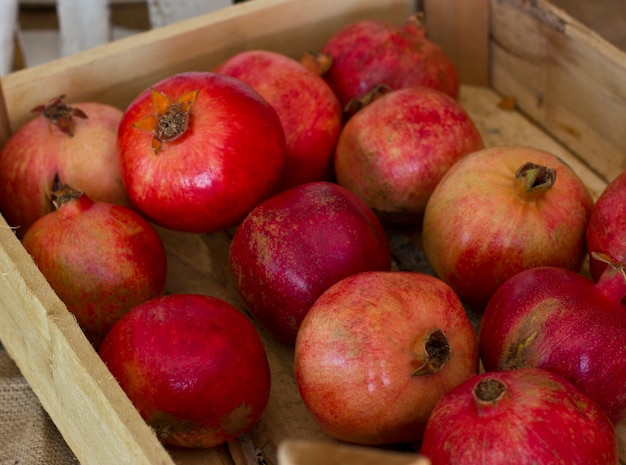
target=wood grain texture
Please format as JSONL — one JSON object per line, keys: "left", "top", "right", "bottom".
{"left": 423, "top": 0, "right": 490, "bottom": 86}
{"left": 490, "top": 0, "right": 626, "bottom": 183}
{"left": 0, "top": 1, "right": 623, "bottom": 464}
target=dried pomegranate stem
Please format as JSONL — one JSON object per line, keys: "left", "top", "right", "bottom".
{"left": 515, "top": 162, "right": 557, "bottom": 195}
{"left": 31, "top": 94, "right": 88, "bottom": 137}
{"left": 300, "top": 51, "right": 333, "bottom": 76}
{"left": 343, "top": 84, "right": 392, "bottom": 120}
{"left": 412, "top": 329, "right": 450, "bottom": 376}
{"left": 474, "top": 378, "right": 507, "bottom": 404}
{"left": 591, "top": 252, "right": 626, "bottom": 302}
{"left": 52, "top": 184, "right": 84, "bottom": 210}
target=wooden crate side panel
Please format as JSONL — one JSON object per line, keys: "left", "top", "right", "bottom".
{"left": 0, "top": 0, "right": 415, "bottom": 140}
{"left": 423, "top": 0, "right": 491, "bottom": 87}
{"left": 0, "top": 218, "right": 178, "bottom": 465}
{"left": 490, "top": 0, "right": 626, "bottom": 183}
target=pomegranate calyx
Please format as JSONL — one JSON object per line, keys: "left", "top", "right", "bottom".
{"left": 412, "top": 329, "right": 450, "bottom": 376}
{"left": 515, "top": 162, "right": 557, "bottom": 195}
{"left": 133, "top": 88, "right": 199, "bottom": 154}
{"left": 300, "top": 51, "right": 333, "bottom": 76}
{"left": 590, "top": 252, "right": 626, "bottom": 302}
{"left": 31, "top": 94, "right": 88, "bottom": 137}
{"left": 343, "top": 84, "right": 392, "bottom": 121}
{"left": 473, "top": 378, "right": 507, "bottom": 405}
{"left": 405, "top": 13, "right": 427, "bottom": 38}
{"left": 51, "top": 184, "right": 84, "bottom": 210}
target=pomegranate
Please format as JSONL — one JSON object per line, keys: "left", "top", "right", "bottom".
{"left": 587, "top": 168, "right": 626, "bottom": 281}
{"left": 294, "top": 271, "right": 479, "bottom": 445}
{"left": 420, "top": 368, "right": 618, "bottom": 464}
{"left": 479, "top": 259, "right": 626, "bottom": 424}
{"left": 334, "top": 86, "right": 484, "bottom": 225}
{"left": 215, "top": 49, "right": 343, "bottom": 190}
{"left": 320, "top": 14, "right": 458, "bottom": 109}
{"left": 422, "top": 145, "right": 594, "bottom": 311}
{"left": 0, "top": 95, "right": 127, "bottom": 237}
{"left": 117, "top": 71, "right": 286, "bottom": 233}
{"left": 98, "top": 293, "right": 271, "bottom": 448}
{"left": 229, "top": 181, "right": 391, "bottom": 344}
{"left": 21, "top": 186, "right": 167, "bottom": 348}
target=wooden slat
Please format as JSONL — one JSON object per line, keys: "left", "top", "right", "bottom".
{"left": 0, "top": 0, "right": 415, "bottom": 138}
{"left": 490, "top": 0, "right": 626, "bottom": 183}
{"left": 0, "top": 1, "right": 623, "bottom": 464}
{"left": 422, "top": 0, "right": 490, "bottom": 86}
{"left": 0, "top": 216, "right": 177, "bottom": 465}
{"left": 277, "top": 439, "right": 430, "bottom": 465}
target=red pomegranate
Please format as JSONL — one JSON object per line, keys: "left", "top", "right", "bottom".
{"left": 215, "top": 49, "right": 343, "bottom": 190}
{"left": 0, "top": 95, "right": 127, "bottom": 237}
{"left": 21, "top": 186, "right": 167, "bottom": 347}
{"left": 321, "top": 15, "right": 458, "bottom": 109}
{"left": 420, "top": 368, "right": 618, "bottom": 464}
{"left": 229, "top": 181, "right": 391, "bottom": 344}
{"left": 117, "top": 71, "right": 286, "bottom": 233}
{"left": 587, "top": 168, "right": 626, "bottom": 281}
{"left": 98, "top": 293, "right": 271, "bottom": 448}
{"left": 294, "top": 271, "right": 479, "bottom": 445}
{"left": 479, "top": 260, "right": 626, "bottom": 424}
{"left": 422, "top": 146, "right": 594, "bottom": 310}
{"left": 334, "top": 86, "right": 484, "bottom": 225}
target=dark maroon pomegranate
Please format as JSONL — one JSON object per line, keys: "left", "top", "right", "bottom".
{"left": 229, "top": 181, "right": 391, "bottom": 344}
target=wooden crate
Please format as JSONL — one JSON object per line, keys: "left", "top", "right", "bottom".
{"left": 0, "top": 0, "right": 624, "bottom": 464}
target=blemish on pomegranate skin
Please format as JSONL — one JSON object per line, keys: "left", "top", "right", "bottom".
{"left": 222, "top": 403, "right": 254, "bottom": 435}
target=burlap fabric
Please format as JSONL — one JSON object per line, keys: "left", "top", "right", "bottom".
{"left": 0, "top": 347, "right": 78, "bottom": 465}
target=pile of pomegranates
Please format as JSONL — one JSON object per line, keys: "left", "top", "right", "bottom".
{"left": 1, "top": 10, "right": 625, "bottom": 462}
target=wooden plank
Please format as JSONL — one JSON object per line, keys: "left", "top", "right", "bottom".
{"left": 490, "top": 0, "right": 626, "bottom": 183}
{"left": 0, "top": 217, "right": 178, "bottom": 465}
{"left": 0, "top": 1, "right": 621, "bottom": 464}
{"left": 550, "top": 0, "right": 626, "bottom": 53}
{"left": 0, "top": 0, "right": 415, "bottom": 139}
{"left": 423, "top": 0, "right": 490, "bottom": 86}
{"left": 146, "top": 0, "right": 234, "bottom": 29}
{"left": 277, "top": 439, "right": 430, "bottom": 465}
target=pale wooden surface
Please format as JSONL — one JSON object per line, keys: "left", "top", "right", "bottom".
{"left": 490, "top": 0, "right": 626, "bottom": 184}
{"left": 150, "top": 83, "right": 612, "bottom": 465}
{"left": 0, "top": 1, "right": 624, "bottom": 464}
{"left": 277, "top": 440, "right": 430, "bottom": 465}
{"left": 550, "top": 0, "right": 626, "bottom": 52}
{"left": 423, "top": 0, "right": 490, "bottom": 86}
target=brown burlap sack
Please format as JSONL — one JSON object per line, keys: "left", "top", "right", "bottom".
{"left": 0, "top": 348, "right": 78, "bottom": 465}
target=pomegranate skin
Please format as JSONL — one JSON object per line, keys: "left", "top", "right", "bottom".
{"left": 215, "top": 50, "right": 343, "bottom": 191}
{"left": 479, "top": 265, "right": 626, "bottom": 423}
{"left": 0, "top": 101, "right": 127, "bottom": 237}
{"left": 117, "top": 71, "right": 286, "bottom": 233}
{"left": 98, "top": 294, "right": 271, "bottom": 448}
{"left": 587, "top": 168, "right": 626, "bottom": 281}
{"left": 422, "top": 146, "right": 594, "bottom": 310}
{"left": 334, "top": 86, "right": 484, "bottom": 225}
{"left": 21, "top": 192, "right": 167, "bottom": 348}
{"left": 321, "top": 16, "right": 459, "bottom": 108}
{"left": 420, "top": 368, "right": 618, "bottom": 465}
{"left": 229, "top": 181, "right": 391, "bottom": 344}
{"left": 294, "top": 271, "right": 479, "bottom": 445}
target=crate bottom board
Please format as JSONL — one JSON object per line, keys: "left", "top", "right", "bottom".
{"left": 143, "top": 83, "right": 619, "bottom": 465}
{"left": 2, "top": 82, "right": 626, "bottom": 465}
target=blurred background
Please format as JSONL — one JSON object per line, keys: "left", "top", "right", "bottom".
{"left": 2, "top": 0, "right": 248, "bottom": 75}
